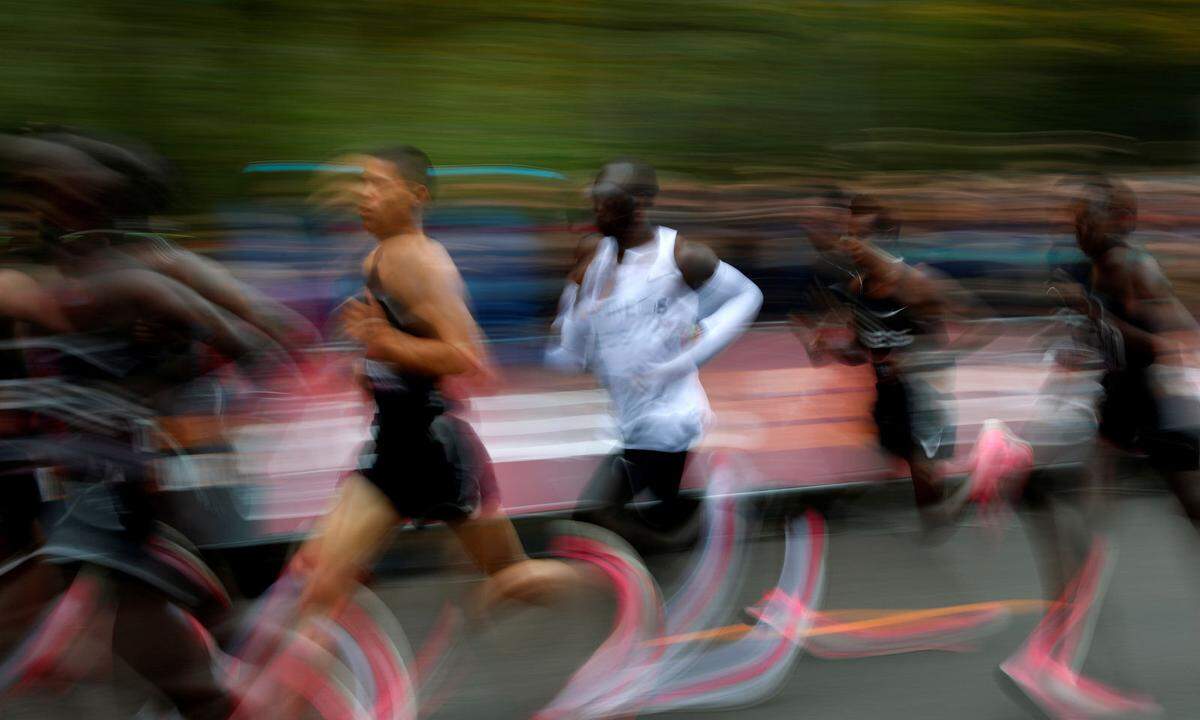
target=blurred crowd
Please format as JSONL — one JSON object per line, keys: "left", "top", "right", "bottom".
{"left": 189, "top": 168, "right": 1200, "bottom": 332}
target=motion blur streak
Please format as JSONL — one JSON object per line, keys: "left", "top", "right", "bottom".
{"left": 2, "top": 2, "right": 1200, "bottom": 719}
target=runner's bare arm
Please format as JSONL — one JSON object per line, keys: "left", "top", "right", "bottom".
{"left": 1075, "top": 256, "right": 1186, "bottom": 361}
{"left": 906, "top": 265, "right": 998, "bottom": 355}
{"left": 134, "top": 243, "right": 320, "bottom": 348}
{"left": 1126, "top": 256, "right": 1200, "bottom": 358}
{"left": 1130, "top": 257, "right": 1199, "bottom": 335}
{"left": 674, "top": 238, "right": 719, "bottom": 290}
{"left": 74, "top": 268, "right": 282, "bottom": 362}
{"left": 0, "top": 269, "right": 71, "bottom": 332}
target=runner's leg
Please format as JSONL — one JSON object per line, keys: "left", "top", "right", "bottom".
{"left": 297, "top": 473, "right": 401, "bottom": 615}
{"left": 111, "top": 578, "right": 233, "bottom": 720}
{"left": 449, "top": 511, "right": 585, "bottom": 612}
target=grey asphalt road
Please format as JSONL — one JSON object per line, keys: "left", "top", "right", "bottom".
{"left": 4, "top": 483, "right": 1198, "bottom": 719}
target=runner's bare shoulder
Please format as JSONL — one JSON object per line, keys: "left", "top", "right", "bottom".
{"left": 1130, "top": 251, "right": 1174, "bottom": 299}
{"left": 673, "top": 235, "right": 718, "bottom": 290}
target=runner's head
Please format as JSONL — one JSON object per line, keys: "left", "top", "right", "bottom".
{"left": 591, "top": 158, "right": 657, "bottom": 240}
{"left": 19, "top": 128, "right": 172, "bottom": 220}
{"left": 0, "top": 131, "right": 125, "bottom": 259}
{"left": 848, "top": 194, "right": 899, "bottom": 243}
{"left": 357, "top": 145, "right": 434, "bottom": 239}
{"left": 4, "top": 128, "right": 179, "bottom": 274}
{"left": 806, "top": 186, "right": 851, "bottom": 253}
{"left": 1073, "top": 175, "right": 1136, "bottom": 259}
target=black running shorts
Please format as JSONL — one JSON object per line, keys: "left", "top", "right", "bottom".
{"left": 357, "top": 397, "right": 498, "bottom": 524}
{"left": 873, "top": 376, "right": 954, "bottom": 462}
{"left": 1099, "top": 369, "right": 1200, "bottom": 472}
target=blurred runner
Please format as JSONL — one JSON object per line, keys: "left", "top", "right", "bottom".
{"left": 791, "top": 192, "right": 1005, "bottom": 534}
{"left": 296, "top": 146, "right": 580, "bottom": 618}
{"left": 999, "top": 176, "right": 1200, "bottom": 719}
{"left": 547, "top": 159, "right": 763, "bottom": 554}
{"left": 13, "top": 129, "right": 320, "bottom": 597}
{"left": 0, "top": 269, "right": 73, "bottom": 655}
{"left": 1073, "top": 176, "right": 1200, "bottom": 527}
{"left": 20, "top": 126, "right": 319, "bottom": 353}
{"left": 0, "top": 270, "right": 71, "bottom": 554}
{"left": 0, "top": 130, "right": 304, "bottom": 718}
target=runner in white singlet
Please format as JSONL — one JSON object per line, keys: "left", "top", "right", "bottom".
{"left": 548, "top": 159, "right": 762, "bottom": 553}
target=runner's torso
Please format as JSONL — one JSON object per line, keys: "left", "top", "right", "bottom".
{"left": 836, "top": 273, "right": 946, "bottom": 383}
{"left": 1089, "top": 246, "right": 1157, "bottom": 372}
{"left": 578, "top": 227, "right": 709, "bottom": 451}
{"left": 362, "top": 247, "right": 446, "bottom": 420}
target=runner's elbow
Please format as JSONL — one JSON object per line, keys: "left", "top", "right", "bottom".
{"left": 441, "top": 345, "right": 483, "bottom": 376}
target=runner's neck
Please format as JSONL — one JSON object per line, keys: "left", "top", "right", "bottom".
{"left": 615, "top": 224, "right": 656, "bottom": 262}
{"left": 377, "top": 230, "right": 429, "bottom": 250}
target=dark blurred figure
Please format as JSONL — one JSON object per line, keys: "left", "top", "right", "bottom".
{"left": 24, "top": 126, "right": 318, "bottom": 357}
{"left": 995, "top": 175, "right": 1198, "bottom": 720}
{"left": 549, "top": 159, "right": 762, "bottom": 554}
{"left": 1074, "top": 177, "right": 1200, "bottom": 520}
{"left": 5, "top": 129, "right": 316, "bottom": 596}
{"left": 0, "top": 130, "right": 302, "bottom": 719}
{"left": 791, "top": 192, "right": 996, "bottom": 532}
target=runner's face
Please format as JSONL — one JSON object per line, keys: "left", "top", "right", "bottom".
{"left": 592, "top": 183, "right": 638, "bottom": 238}
{"left": 1074, "top": 200, "right": 1123, "bottom": 259}
{"left": 808, "top": 205, "right": 849, "bottom": 252}
{"left": 849, "top": 211, "right": 878, "bottom": 240}
{"left": 357, "top": 158, "right": 425, "bottom": 237}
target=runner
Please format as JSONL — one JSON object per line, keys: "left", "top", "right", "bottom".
{"left": 0, "top": 269, "right": 71, "bottom": 553}
{"left": 546, "top": 159, "right": 763, "bottom": 554}
{"left": 0, "top": 131, "right": 303, "bottom": 719}
{"left": 0, "top": 269, "right": 73, "bottom": 654}
{"left": 18, "top": 127, "right": 319, "bottom": 355}
{"left": 1074, "top": 176, "right": 1200, "bottom": 526}
{"left": 791, "top": 192, "right": 1004, "bottom": 534}
{"left": 296, "top": 146, "right": 581, "bottom": 618}
{"left": 1014, "top": 175, "right": 1200, "bottom": 591}
{"left": 998, "top": 176, "right": 1200, "bottom": 718}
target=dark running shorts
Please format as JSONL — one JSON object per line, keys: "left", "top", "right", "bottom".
{"left": 1099, "top": 369, "right": 1200, "bottom": 472}
{"left": 358, "top": 407, "right": 499, "bottom": 524}
{"left": 873, "top": 376, "right": 954, "bottom": 462}
{"left": 578, "top": 449, "right": 691, "bottom": 509}
{"left": 40, "top": 483, "right": 229, "bottom": 612}
{"left": 0, "top": 464, "right": 41, "bottom": 557}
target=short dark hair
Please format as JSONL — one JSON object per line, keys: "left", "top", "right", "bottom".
{"left": 38, "top": 129, "right": 174, "bottom": 223}
{"left": 849, "top": 193, "right": 881, "bottom": 217}
{"left": 371, "top": 145, "right": 435, "bottom": 196}
{"left": 812, "top": 185, "right": 850, "bottom": 209}
{"left": 595, "top": 158, "right": 658, "bottom": 199}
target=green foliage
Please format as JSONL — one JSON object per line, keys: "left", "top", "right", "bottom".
{"left": 3, "top": 0, "right": 1197, "bottom": 207}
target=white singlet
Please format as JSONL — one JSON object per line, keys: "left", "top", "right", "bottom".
{"left": 577, "top": 226, "right": 711, "bottom": 451}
